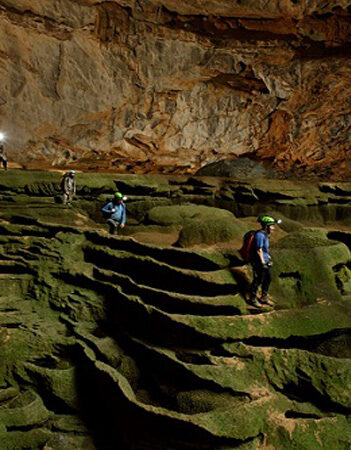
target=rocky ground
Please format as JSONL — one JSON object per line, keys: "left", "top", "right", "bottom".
{"left": 0, "top": 170, "right": 351, "bottom": 449}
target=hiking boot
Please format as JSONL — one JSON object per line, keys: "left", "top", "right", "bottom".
{"left": 247, "top": 297, "right": 263, "bottom": 308}
{"left": 259, "top": 295, "right": 274, "bottom": 307}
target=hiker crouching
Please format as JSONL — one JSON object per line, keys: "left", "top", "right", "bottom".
{"left": 102, "top": 192, "right": 126, "bottom": 235}
{"left": 248, "top": 216, "right": 281, "bottom": 308}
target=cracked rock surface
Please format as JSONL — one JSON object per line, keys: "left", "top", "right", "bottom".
{"left": 0, "top": 170, "right": 351, "bottom": 448}
{"left": 1, "top": 1, "right": 351, "bottom": 178}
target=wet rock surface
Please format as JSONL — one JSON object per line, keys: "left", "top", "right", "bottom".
{"left": 1, "top": 2, "right": 351, "bottom": 178}
{"left": 0, "top": 170, "right": 351, "bottom": 448}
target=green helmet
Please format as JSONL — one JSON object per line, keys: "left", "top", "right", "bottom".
{"left": 114, "top": 192, "right": 123, "bottom": 200}
{"left": 258, "top": 215, "right": 281, "bottom": 226}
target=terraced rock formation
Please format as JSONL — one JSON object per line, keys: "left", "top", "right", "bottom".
{"left": 1, "top": 170, "right": 351, "bottom": 448}
{"left": 1, "top": 1, "right": 351, "bottom": 177}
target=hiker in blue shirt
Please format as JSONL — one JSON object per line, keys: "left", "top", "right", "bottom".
{"left": 102, "top": 192, "right": 126, "bottom": 235}
{"left": 248, "top": 216, "right": 281, "bottom": 308}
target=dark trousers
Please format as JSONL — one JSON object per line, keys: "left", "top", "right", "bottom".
{"left": 0, "top": 155, "right": 7, "bottom": 170}
{"left": 107, "top": 218, "right": 120, "bottom": 235}
{"left": 250, "top": 261, "right": 271, "bottom": 299}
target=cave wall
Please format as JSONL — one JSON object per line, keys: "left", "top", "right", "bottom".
{"left": 1, "top": 0, "right": 351, "bottom": 177}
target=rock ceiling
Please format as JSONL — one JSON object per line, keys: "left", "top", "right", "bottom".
{"left": 0, "top": 0, "right": 351, "bottom": 177}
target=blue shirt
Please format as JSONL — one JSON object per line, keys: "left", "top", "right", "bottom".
{"left": 102, "top": 202, "right": 126, "bottom": 225}
{"left": 254, "top": 230, "right": 270, "bottom": 263}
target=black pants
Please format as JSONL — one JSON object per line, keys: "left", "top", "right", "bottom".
{"left": 250, "top": 261, "right": 271, "bottom": 299}
{"left": 107, "top": 218, "right": 120, "bottom": 235}
{"left": 0, "top": 156, "right": 7, "bottom": 170}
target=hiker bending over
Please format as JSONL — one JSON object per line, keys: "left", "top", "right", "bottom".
{"left": 0, "top": 143, "right": 8, "bottom": 170}
{"left": 102, "top": 192, "right": 126, "bottom": 235}
{"left": 61, "top": 170, "right": 76, "bottom": 205}
{"left": 248, "top": 216, "right": 281, "bottom": 308}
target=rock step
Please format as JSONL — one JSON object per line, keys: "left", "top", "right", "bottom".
{"left": 0, "top": 429, "right": 52, "bottom": 450}
{"left": 0, "top": 387, "right": 19, "bottom": 404}
{"left": 124, "top": 336, "right": 257, "bottom": 397}
{"left": 0, "top": 390, "right": 50, "bottom": 428}
{"left": 0, "top": 260, "right": 31, "bottom": 275}
{"left": 60, "top": 273, "right": 220, "bottom": 347}
{"left": 78, "top": 341, "right": 278, "bottom": 444}
{"left": 80, "top": 335, "right": 345, "bottom": 448}
{"left": 94, "top": 268, "right": 247, "bottom": 315}
{"left": 0, "top": 222, "right": 53, "bottom": 238}
{"left": 174, "top": 301, "right": 351, "bottom": 341}
{"left": 85, "top": 246, "right": 236, "bottom": 297}
{"left": 85, "top": 231, "right": 229, "bottom": 271}
{"left": 24, "top": 363, "right": 78, "bottom": 410}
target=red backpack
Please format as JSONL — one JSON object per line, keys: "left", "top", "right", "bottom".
{"left": 239, "top": 230, "right": 257, "bottom": 262}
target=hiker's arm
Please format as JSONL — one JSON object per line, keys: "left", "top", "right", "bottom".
{"left": 120, "top": 205, "right": 126, "bottom": 227}
{"left": 254, "top": 233, "right": 266, "bottom": 265}
{"left": 256, "top": 248, "right": 265, "bottom": 265}
{"left": 102, "top": 203, "right": 112, "bottom": 214}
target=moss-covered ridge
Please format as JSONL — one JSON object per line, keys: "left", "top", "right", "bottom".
{"left": 0, "top": 171, "right": 350, "bottom": 448}
{"left": 2, "top": 170, "right": 351, "bottom": 226}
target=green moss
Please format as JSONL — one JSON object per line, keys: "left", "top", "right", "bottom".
{"left": 45, "top": 434, "right": 96, "bottom": 450}
{"left": 0, "top": 170, "right": 118, "bottom": 196}
{"left": 0, "top": 170, "right": 61, "bottom": 192}
{"left": 0, "top": 390, "right": 50, "bottom": 427}
{"left": 265, "top": 415, "right": 351, "bottom": 450}
{"left": 191, "top": 249, "right": 230, "bottom": 268}
{"left": 177, "top": 217, "right": 250, "bottom": 247}
{"left": 335, "top": 265, "right": 351, "bottom": 295}
{"left": 118, "top": 356, "right": 140, "bottom": 392}
{"left": 114, "top": 174, "right": 170, "bottom": 195}
{"left": 192, "top": 395, "right": 289, "bottom": 440}
{"left": 0, "top": 387, "right": 18, "bottom": 403}
{"left": 50, "top": 414, "right": 88, "bottom": 433}
{"left": 274, "top": 229, "right": 334, "bottom": 249}
{"left": 147, "top": 204, "right": 235, "bottom": 226}
{"left": 127, "top": 197, "right": 173, "bottom": 221}
{"left": 266, "top": 348, "right": 351, "bottom": 409}
{"left": 24, "top": 364, "right": 78, "bottom": 409}
{"left": 0, "top": 202, "right": 96, "bottom": 228}
{"left": 176, "top": 390, "right": 237, "bottom": 414}
{"left": 123, "top": 224, "right": 181, "bottom": 237}
{"left": 175, "top": 301, "right": 351, "bottom": 341}
{"left": 1, "top": 173, "right": 351, "bottom": 448}
{"left": 270, "top": 229, "right": 350, "bottom": 307}
{"left": 0, "top": 428, "right": 52, "bottom": 449}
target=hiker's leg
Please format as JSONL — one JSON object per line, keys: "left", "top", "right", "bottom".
{"left": 261, "top": 267, "right": 272, "bottom": 298}
{"left": 107, "top": 219, "right": 117, "bottom": 235}
{"left": 113, "top": 222, "right": 120, "bottom": 235}
{"left": 249, "top": 263, "right": 264, "bottom": 299}
{"left": 0, "top": 156, "right": 6, "bottom": 170}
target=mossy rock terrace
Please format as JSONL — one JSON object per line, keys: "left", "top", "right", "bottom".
{"left": 0, "top": 170, "right": 351, "bottom": 449}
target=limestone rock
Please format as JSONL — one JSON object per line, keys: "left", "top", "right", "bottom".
{"left": 0, "top": 3, "right": 351, "bottom": 178}
{"left": 195, "top": 157, "right": 277, "bottom": 179}
{"left": 146, "top": 204, "right": 235, "bottom": 225}
{"left": 0, "top": 171, "right": 351, "bottom": 448}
